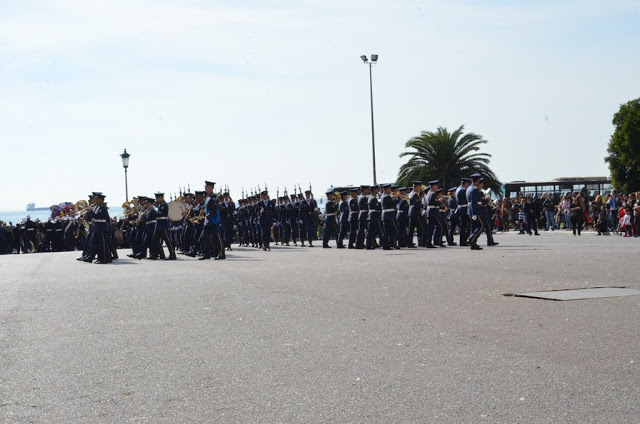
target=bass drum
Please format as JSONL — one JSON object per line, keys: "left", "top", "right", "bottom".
{"left": 168, "top": 201, "right": 186, "bottom": 222}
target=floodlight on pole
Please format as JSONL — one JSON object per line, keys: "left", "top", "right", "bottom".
{"left": 361, "top": 54, "right": 379, "bottom": 185}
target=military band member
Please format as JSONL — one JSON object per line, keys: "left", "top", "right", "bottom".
{"left": 467, "top": 174, "right": 484, "bottom": 250}
{"left": 436, "top": 188, "right": 455, "bottom": 246}
{"left": 84, "top": 193, "right": 111, "bottom": 264}
{"left": 259, "top": 190, "right": 275, "bottom": 251}
{"left": 355, "top": 185, "right": 370, "bottom": 249}
{"left": 286, "top": 195, "right": 299, "bottom": 246}
{"left": 220, "top": 191, "right": 235, "bottom": 251}
{"left": 424, "top": 180, "right": 440, "bottom": 248}
{"left": 300, "top": 190, "right": 317, "bottom": 247}
{"left": 481, "top": 192, "right": 499, "bottom": 246}
{"left": 347, "top": 188, "right": 359, "bottom": 249}
{"left": 407, "top": 181, "right": 423, "bottom": 248}
{"left": 322, "top": 189, "right": 340, "bottom": 248}
{"left": 447, "top": 187, "right": 459, "bottom": 246}
{"left": 337, "top": 190, "right": 349, "bottom": 248}
{"left": 380, "top": 183, "right": 399, "bottom": 250}
{"left": 366, "top": 185, "right": 382, "bottom": 250}
{"left": 201, "top": 181, "right": 225, "bottom": 260}
{"left": 396, "top": 187, "right": 409, "bottom": 248}
{"left": 455, "top": 178, "right": 471, "bottom": 246}
{"left": 153, "top": 192, "right": 176, "bottom": 260}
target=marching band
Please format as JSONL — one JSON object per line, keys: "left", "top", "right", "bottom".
{"left": 30, "top": 175, "right": 499, "bottom": 264}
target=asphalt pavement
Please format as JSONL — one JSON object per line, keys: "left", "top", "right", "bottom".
{"left": 1, "top": 230, "right": 639, "bottom": 423}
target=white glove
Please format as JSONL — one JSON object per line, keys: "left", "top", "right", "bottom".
{"left": 472, "top": 215, "right": 478, "bottom": 221}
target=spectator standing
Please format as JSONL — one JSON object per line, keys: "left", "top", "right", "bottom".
{"left": 542, "top": 193, "right": 556, "bottom": 231}
{"left": 570, "top": 194, "right": 584, "bottom": 236}
{"left": 606, "top": 191, "right": 620, "bottom": 231}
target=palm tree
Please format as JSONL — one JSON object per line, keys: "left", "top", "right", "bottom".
{"left": 397, "top": 125, "right": 502, "bottom": 194}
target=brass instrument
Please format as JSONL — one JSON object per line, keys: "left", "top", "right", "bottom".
{"left": 189, "top": 208, "right": 205, "bottom": 224}
{"left": 120, "top": 200, "right": 138, "bottom": 218}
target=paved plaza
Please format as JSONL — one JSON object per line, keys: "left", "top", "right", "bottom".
{"left": 1, "top": 231, "right": 640, "bottom": 423}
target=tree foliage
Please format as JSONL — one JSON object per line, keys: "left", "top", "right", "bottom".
{"left": 396, "top": 125, "right": 501, "bottom": 194}
{"left": 605, "top": 98, "right": 640, "bottom": 193}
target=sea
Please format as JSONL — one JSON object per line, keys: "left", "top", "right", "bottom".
{"left": 0, "top": 208, "right": 124, "bottom": 225}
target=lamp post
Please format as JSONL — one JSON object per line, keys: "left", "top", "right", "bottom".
{"left": 361, "top": 54, "right": 378, "bottom": 185}
{"left": 120, "top": 148, "right": 130, "bottom": 201}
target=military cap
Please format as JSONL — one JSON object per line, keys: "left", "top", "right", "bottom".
{"left": 223, "top": 192, "right": 229, "bottom": 196}
{"left": 391, "top": 184, "right": 399, "bottom": 190}
{"left": 339, "top": 190, "right": 348, "bottom": 195}
{"left": 95, "top": 193, "right": 106, "bottom": 199}
{"left": 194, "top": 190, "right": 205, "bottom": 196}
{"left": 399, "top": 187, "right": 409, "bottom": 192}
{"left": 204, "top": 180, "right": 216, "bottom": 187}
{"left": 154, "top": 192, "right": 164, "bottom": 197}
{"left": 470, "top": 173, "right": 482, "bottom": 180}
{"left": 325, "top": 189, "right": 335, "bottom": 195}
{"left": 461, "top": 177, "right": 471, "bottom": 182}
{"left": 304, "top": 190, "right": 311, "bottom": 194}
{"left": 183, "top": 192, "right": 194, "bottom": 197}
{"left": 448, "top": 187, "right": 457, "bottom": 192}
{"left": 381, "top": 183, "right": 391, "bottom": 189}
{"left": 412, "top": 181, "right": 423, "bottom": 186}
{"left": 428, "top": 180, "right": 439, "bottom": 186}
{"left": 435, "top": 188, "right": 442, "bottom": 193}
{"left": 360, "top": 185, "right": 370, "bottom": 190}
{"left": 349, "top": 187, "right": 359, "bottom": 192}
{"left": 261, "top": 190, "right": 268, "bottom": 195}
{"left": 371, "top": 185, "right": 380, "bottom": 191}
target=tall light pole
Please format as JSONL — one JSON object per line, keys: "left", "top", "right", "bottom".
{"left": 120, "top": 148, "right": 130, "bottom": 201}
{"left": 361, "top": 54, "right": 378, "bottom": 185}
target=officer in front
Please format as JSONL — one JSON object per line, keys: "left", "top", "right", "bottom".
{"left": 466, "top": 174, "right": 484, "bottom": 250}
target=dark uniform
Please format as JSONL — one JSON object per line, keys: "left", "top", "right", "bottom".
{"left": 85, "top": 194, "right": 111, "bottom": 263}
{"left": 300, "top": 192, "right": 317, "bottom": 247}
{"left": 355, "top": 186, "right": 370, "bottom": 249}
{"left": 396, "top": 188, "right": 409, "bottom": 248}
{"left": 366, "top": 187, "right": 382, "bottom": 249}
{"left": 153, "top": 194, "right": 176, "bottom": 260}
{"left": 380, "top": 184, "right": 398, "bottom": 250}
{"left": 424, "top": 181, "right": 440, "bottom": 248}
{"left": 455, "top": 180, "right": 471, "bottom": 246}
{"left": 322, "top": 190, "right": 339, "bottom": 248}
{"left": 467, "top": 175, "right": 484, "bottom": 250}
{"left": 337, "top": 191, "right": 349, "bottom": 248}
{"left": 220, "top": 195, "right": 236, "bottom": 250}
{"left": 407, "top": 182, "right": 423, "bottom": 248}
{"left": 347, "top": 188, "right": 360, "bottom": 248}
{"left": 258, "top": 192, "right": 275, "bottom": 251}
{"left": 447, "top": 187, "right": 458, "bottom": 245}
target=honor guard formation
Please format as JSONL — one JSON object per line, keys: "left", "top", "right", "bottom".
{"left": 62, "top": 175, "right": 500, "bottom": 264}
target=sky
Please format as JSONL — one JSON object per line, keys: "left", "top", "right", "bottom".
{"left": 1, "top": 0, "right": 639, "bottom": 210}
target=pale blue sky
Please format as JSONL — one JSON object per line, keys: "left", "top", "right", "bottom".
{"left": 1, "top": 0, "right": 638, "bottom": 209}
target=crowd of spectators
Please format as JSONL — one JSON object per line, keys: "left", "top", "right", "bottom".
{"left": 489, "top": 189, "right": 638, "bottom": 236}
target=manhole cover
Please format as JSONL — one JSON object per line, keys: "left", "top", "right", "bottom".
{"left": 505, "top": 287, "right": 640, "bottom": 301}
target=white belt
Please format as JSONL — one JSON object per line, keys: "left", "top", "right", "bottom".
{"left": 146, "top": 220, "right": 157, "bottom": 224}
{"left": 427, "top": 206, "right": 439, "bottom": 209}
{"left": 325, "top": 213, "right": 336, "bottom": 216}
{"left": 459, "top": 204, "right": 468, "bottom": 208}
{"left": 157, "top": 217, "right": 169, "bottom": 220}
{"left": 369, "top": 210, "right": 380, "bottom": 213}
{"left": 55, "top": 229, "right": 63, "bottom": 232}
{"left": 383, "top": 209, "right": 396, "bottom": 212}
{"left": 476, "top": 202, "right": 482, "bottom": 205}
{"left": 93, "top": 219, "right": 107, "bottom": 223}
{"left": 27, "top": 228, "right": 35, "bottom": 231}
{"left": 349, "top": 211, "right": 359, "bottom": 215}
